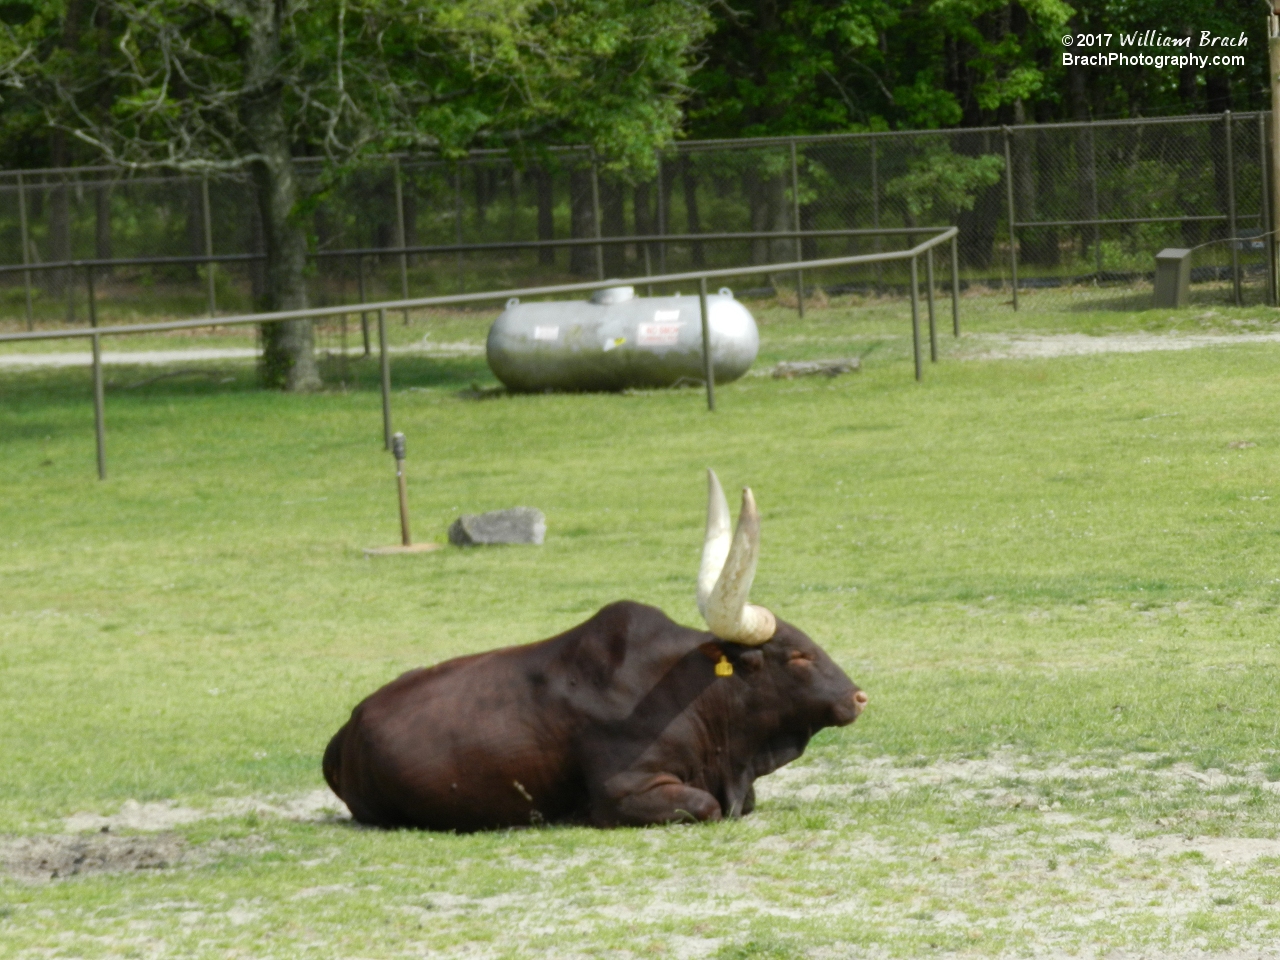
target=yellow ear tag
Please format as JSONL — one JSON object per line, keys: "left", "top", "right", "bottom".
{"left": 715, "top": 655, "right": 733, "bottom": 677}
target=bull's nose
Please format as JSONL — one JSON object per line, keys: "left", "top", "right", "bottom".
{"left": 832, "top": 689, "right": 868, "bottom": 726}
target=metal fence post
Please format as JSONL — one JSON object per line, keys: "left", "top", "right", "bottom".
{"left": 871, "top": 141, "right": 882, "bottom": 291}
{"left": 1003, "top": 126, "right": 1019, "bottom": 310}
{"left": 790, "top": 139, "right": 804, "bottom": 318}
{"left": 202, "top": 174, "right": 216, "bottom": 316}
{"left": 91, "top": 333, "right": 106, "bottom": 480}
{"left": 1260, "top": 111, "right": 1276, "bottom": 306}
{"left": 1224, "top": 111, "right": 1241, "bottom": 306}
{"left": 926, "top": 245, "right": 937, "bottom": 362}
{"left": 950, "top": 233, "right": 961, "bottom": 336}
{"left": 86, "top": 264, "right": 96, "bottom": 328}
{"left": 18, "top": 171, "right": 33, "bottom": 330}
{"left": 698, "top": 276, "right": 715, "bottom": 411}
{"left": 590, "top": 152, "right": 604, "bottom": 281}
{"left": 394, "top": 158, "right": 410, "bottom": 322}
{"left": 1090, "top": 129, "right": 1101, "bottom": 280}
{"left": 909, "top": 256, "right": 922, "bottom": 381}
{"left": 454, "top": 167, "right": 465, "bottom": 293}
{"left": 357, "top": 255, "right": 371, "bottom": 356}
{"left": 87, "top": 264, "right": 105, "bottom": 479}
{"left": 656, "top": 154, "right": 667, "bottom": 273}
{"left": 378, "top": 307, "right": 392, "bottom": 449}
{"left": 1271, "top": 26, "right": 1280, "bottom": 307}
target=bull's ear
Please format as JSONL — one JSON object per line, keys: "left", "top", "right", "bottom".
{"left": 698, "top": 641, "right": 724, "bottom": 662}
{"left": 738, "top": 649, "right": 765, "bottom": 673}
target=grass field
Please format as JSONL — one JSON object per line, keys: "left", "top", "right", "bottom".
{"left": 3, "top": 295, "right": 1280, "bottom": 958}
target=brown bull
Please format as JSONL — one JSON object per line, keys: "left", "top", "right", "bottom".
{"left": 323, "top": 472, "right": 867, "bottom": 829}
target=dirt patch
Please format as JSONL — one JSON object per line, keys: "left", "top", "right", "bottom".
{"left": 0, "top": 831, "right": 184, "bottom": 882}
{"left": 62, "top": 788, "right": 348, "bottom": 833}
{"left": 1109, "top": 835, "right": 1280, "bottom": 867}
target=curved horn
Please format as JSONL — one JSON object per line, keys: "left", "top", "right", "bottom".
{"left": 700, "top": 483, "right": 777, "bottom": 645}
{"left": 697, "top": 469, "right": 732, "bottom": 620}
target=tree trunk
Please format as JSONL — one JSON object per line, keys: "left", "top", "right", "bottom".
{"left": 633, "top": 181, "right": 653, "bottom": 273}
{"left": 94, "top": 3, "right": 112, "bottom": 266}
{"left": 681, "top": 156, "right": 704, "bottom": 268}
{"left": 600, "top": 176, "right": 625, "bottom": 277}
{"left": 1207, "top": 76, "right": 1233, "bottom": 245}
{"left": 766, "top": 173, "right": 789, "bottom": 264}
{"left": 48, "top": 131, "right": 72, "bottom": 297}
{"left": 239, "top": 0, "right": 318, "bottom": 392}
{"left": 1014, "top": 103, "right": 1056, "bottom": 267}
{"left": 568, "top": 167, "right": 595, "bottom": 276}
{"left": 1032, "top": 100, "right": 1060, "bottom": 267}
{"left": 746, "top": 168, "right": 769, "bottom": 264}
{"left": 95, "top": 179, "right": 113, "bottom": 263}
{"left": 535, "top": 166, "right": 555, "bottom": 266}
{"left": 186, "top": 180, "right": 205, "bottom": 280}
{"left": 955, "top": 129, "right": 1000, "bottom": 269}
{"left": 1068, "top": 50, "right": 1099, "bottom": 260}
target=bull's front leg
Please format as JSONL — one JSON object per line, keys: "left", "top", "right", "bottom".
{"left": 598, "top": 772, "right": 722, "bottom": 826}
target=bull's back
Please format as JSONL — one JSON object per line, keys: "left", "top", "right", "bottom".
{"left": 326, "top": 646, "right": 581, "bottom": 830}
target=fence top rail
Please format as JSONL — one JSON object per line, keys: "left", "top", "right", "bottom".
{"left": 0, "top": 252, "right": 261, "bottom": 275}
{"left": 0, "top": 226, "right": 955, "bottom": 276}
{"left": 1000, "top": 111, "right": 1265, "bottom": 134}
{"left": 308, "top": 227, "right": 953, "bottom": 259}
{"left": 0, "top": 112, "right": 1266, "bottom": 179}
{"left": 1014, "top": 213, "right": 1260, "bottom": 228}
{"left": 0, "top": 228, "right": 957, "bottom": 344}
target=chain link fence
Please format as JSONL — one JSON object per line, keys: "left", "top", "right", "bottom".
{"left": 0, "top": 112, "right": 1273, "bottom": 328}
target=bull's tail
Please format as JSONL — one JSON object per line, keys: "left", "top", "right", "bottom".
{"left": 322, "top": 724, "right": 346, "bottom": 798}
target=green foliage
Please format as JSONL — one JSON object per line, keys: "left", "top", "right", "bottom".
{"left": 5, "top": 0, "right": 708, "bottom": 180}
{"left": 884, "top": 145, "right": 1004, "bottom": 220}
{"left": 687, "top": 0, "right": 1264, "bottom": 138}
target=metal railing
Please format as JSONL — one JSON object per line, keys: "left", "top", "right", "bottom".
{"left": 0, "top": 227, "right": 960, "bottom": 480}
{"left": 2, "top": 227, "right": 950, "bottom": 330}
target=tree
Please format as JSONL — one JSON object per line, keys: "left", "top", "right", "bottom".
{"left": 22, "top": 0, "right": 709, "bottom": 389}
{"left": 686, "top": 0, "right": 1265, "bottom": 138}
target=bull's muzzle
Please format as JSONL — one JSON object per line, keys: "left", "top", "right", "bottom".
{"left": 833, "top": 689, "right": 868, "bottom": 726}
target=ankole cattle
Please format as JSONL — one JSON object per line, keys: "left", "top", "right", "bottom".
{"left": 323, "top": 471, "right": 867, "bottom": 830}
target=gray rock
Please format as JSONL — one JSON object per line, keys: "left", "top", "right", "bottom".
{"left": 448, "top": 507, "right": 546, "bottom": 546}
{"left": 771, "top": 358, "right": 860, "bottom": 379}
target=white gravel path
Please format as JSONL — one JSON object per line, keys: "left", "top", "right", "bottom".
{"left": 960, "top": 331, "right": 1280, "bottom": 359}
{"left": 0, "top": 341, "right": 484, "bottom": 368}
{"left": 5, "top": 331, "right": 1280, "bottom": 369}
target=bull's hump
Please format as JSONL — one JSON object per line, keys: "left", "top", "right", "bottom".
{"left": 544, "top": 601, "right": 707, "bottom": 698}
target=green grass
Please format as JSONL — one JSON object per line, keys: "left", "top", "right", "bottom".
{"left": 3, "top": 300, "right": 1280, "bottom": 957}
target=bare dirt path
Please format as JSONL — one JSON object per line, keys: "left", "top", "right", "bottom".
{"left": 957, "top": 331, "right": 1280, "bottom": 359}
{"left": 6, "top": 331, "right": 1280, "bottom": 369}
{"left": 0, "top": 341, "right": 483, "bottom": 368}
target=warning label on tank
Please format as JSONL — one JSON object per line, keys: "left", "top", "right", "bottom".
{"left": 533, "top": 325, "right": 559, "bottom": 341}
{"left": 638, "top": 322, "right": 683, "bottom": 346}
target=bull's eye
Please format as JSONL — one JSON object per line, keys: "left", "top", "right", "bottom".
{"left": 787, "top": 650, "right": 815, "bottom": 667}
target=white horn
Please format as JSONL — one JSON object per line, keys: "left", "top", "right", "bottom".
{"left": 701, "top": 485, "right": 777, "bottom": 646}
{"left": 696, "top": 469, "right": 732, "bottom": 620}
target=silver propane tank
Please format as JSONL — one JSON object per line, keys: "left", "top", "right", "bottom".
{"left": 485, "top": 285, "right": 759, "bottom": 392}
